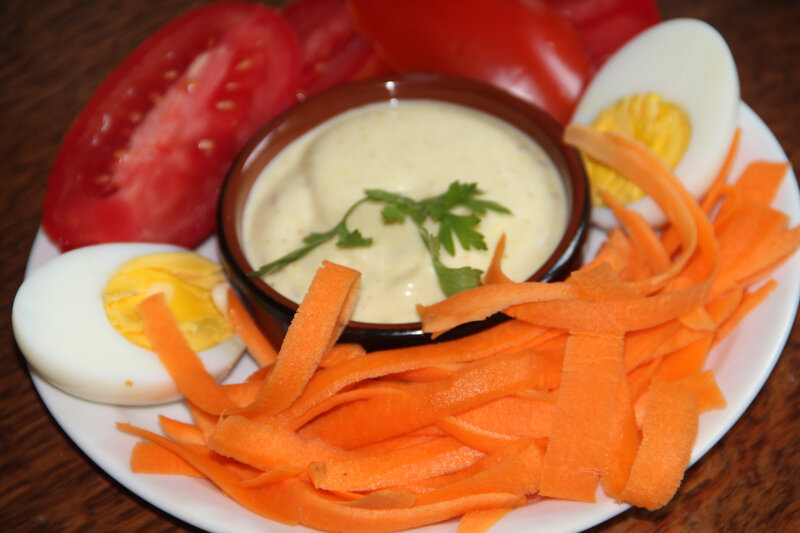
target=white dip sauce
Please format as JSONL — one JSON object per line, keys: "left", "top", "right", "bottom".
{"left": 242, "top": 100, "right": 567, "bottom": 323}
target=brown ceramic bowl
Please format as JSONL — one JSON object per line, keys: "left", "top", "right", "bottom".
{"left": 217, "top": 73, "right": 589, "bottom": 351}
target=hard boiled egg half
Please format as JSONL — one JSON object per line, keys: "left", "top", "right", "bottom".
{"left": 571, "top": 18, "right": 740, "bottom": 228}
{"left": 12, "top": 243, "right": 245, "bottom": 405}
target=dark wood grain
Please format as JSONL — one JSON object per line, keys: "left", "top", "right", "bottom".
{"left": 1, "top": 1, "right": 798, "bottom": 531}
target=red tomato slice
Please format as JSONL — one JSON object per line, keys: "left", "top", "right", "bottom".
{"left": 347, "top": 0, "right": 593, "bottom": 124}
{"left": 281, "top": 0, "right": 377, "bottom": 98}
{"left": 43, "top": 2, "right": 302, "bottom": 251}
{"left": 549, "top": 0, "right": 661, "bottom": 66}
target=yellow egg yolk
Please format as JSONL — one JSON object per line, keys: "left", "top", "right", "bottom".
{"left": 102, "top": 252, "right": 232, "bottom": 352}
{"left": 585, "top": 93, "right": 691, "bottom": 206}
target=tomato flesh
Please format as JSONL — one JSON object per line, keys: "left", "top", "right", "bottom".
{"left": 281, "top": 0, "right": 378, "bottom": 98}
{"left": 347, "top": 0, "right": 594, "bottom": 124}
{"left": 43, "top": 2, "right": 302, "bottom": 251}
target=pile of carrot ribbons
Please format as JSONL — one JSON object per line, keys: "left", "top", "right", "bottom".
{"left": 120, "top": 124, "right": 800, "bottom": 533}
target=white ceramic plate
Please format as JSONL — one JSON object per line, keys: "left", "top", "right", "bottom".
{"left": 21, "top": 102, "right": 800, "bottom": 533}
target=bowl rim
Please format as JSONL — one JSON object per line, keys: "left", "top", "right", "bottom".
{"left": 217, "top": 72, "right": 589, "bottom": 346}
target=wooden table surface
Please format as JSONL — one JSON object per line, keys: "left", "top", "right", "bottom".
{"left": 1, "top": 0, "right": 798, "bottom": 531}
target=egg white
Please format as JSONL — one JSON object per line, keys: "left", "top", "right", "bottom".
{"left": 12, "top": 243, "right": 245, "bottom": 405}
{"left": 571, "top": 18, "right": 740, "bottom": 228}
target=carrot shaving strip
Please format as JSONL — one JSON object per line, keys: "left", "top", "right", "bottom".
{"left": 118, "top": 423, "right": 296, "bottom": 525}
{"left": 714, "top": 280, "right": 778, "bottom": 344}
{"left": 301, "top": 350, "right": 561, "bottom": 449}
{"left": 308, "top": 437, "right": 483, "bottom": 492}
{"left": 129, "top": 440, "right": 203, "bottom": 477}
{"left": 601, "top": 373, "right": 640, "bottom": 499}
{"left": 283, "top": 385, "right": 405, "bottom": 432}
{"left": 656, "top": 336, "right": 714, "bottom": 382}
{"left": 136, "top": 293, "right": 238, "bottom": 415}
{"left": 484, "top": 234, "right": 513, "bottom": 284}
{"left": 732, "top": 160, "right": 790, "bottom": 206}
{"left": 456, "top": 395, "right": 556, "bottom": 440}
{"left": 208, "top": 415, "right": 358, "bottom": 471}
{"left": 242, "top": 261, "right": 361, "bottom": 417}
{"left": 457, "top": 507, "right": 513, "bottom": 533}
{"left": 238, "top": 465, "right": 305, "bottom": 488}
{"left": 435, "top": 416, "right": 520, "bottom": 453}
{"left": 675, "top": 371, "right": 727, "bottom": 413}
{"left": 414, "top": 441, "right": 543, "bottom": 506}
{"left": 158, "top": 415, "right": 205, "bottom": 445}
{"left": 286, "top": 319, "right": 548, "bottom": 419}
{"left": 319, "top": 343, "right": 367, "bottom": 368}
{"left": 699, "top": 128, "right": 741, "bottom": 214}
{"left": 225, "top": 287, "right": 278, "bottom": 367}
{"left": 539, "top": 330, "right": 625, "bottom": 502}
{"left": 599, "top": 190, "right": 671, "bottom": 275}
{"left": 619, "top": 379, "right": 699, "bottom": 510}
{"left": 341, "top": 490, "right": 417, "bottom": 509}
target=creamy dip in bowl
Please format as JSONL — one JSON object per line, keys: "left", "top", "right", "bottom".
{"left": 218, "top": 73, "right": 588, "bottom": 349}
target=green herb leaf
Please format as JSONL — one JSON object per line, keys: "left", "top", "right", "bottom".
{"left": 336, "top": 226, "right": 372, "bottom": 247}
{"left": 432, "top": 258, "right": 484, "bottom": 296}
{"left": 438, "top": 213, "right": 485, "bottom": 255}
{"left": 249, "top": 181, "right": 510, "bottom": 300}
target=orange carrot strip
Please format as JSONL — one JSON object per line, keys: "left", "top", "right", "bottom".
{"left": 415, "top": 441, "right": 543, "bottom": 506}
{"left": 457, "top": 507, "right": 512, "bottom": 533}
{"left": 417, "top": 282, "right": 582, "bottom": 337}
{"left": 400, "top": 440, "right": 533, "bottom": 493}
{"left": 388, "top": 364, "right": 460, "bottom": 382}
{"left": 225, "top": 287, "right": 278, "bottom": 367}
{"left": 129, "top": 440, "right": 203, "bottom": 477}
{"left": 435, "top": 416, "right": 520, "bottom": 453}
{"left": 238, "top": 465, "right": 305, "bottom": 488}
{"left": 565, "top": 125, "right": 704, "bottom": 296}
{"left": 569, "top": 261, "right": 641, "bottom": 302}
{"left": 222, "top": 379, "right": 263, "bottom": 407}
{"left": 319, "top": 343, "right": 366, "bottom": 368}
{"left": 656, "top": 336, "right": 714, "bottom": 382}
{"left": 301, "top": 350, "right": 561, "bottom": 449}
{"left": 208, "top": 415, "right": 358, "bottom": 470}
{"left": 274, "top": 477, "right": 522, "bottom": 533}
{"left": 187, "top": 400, "right": 219, "bottom": 442}
{"left": 287, "top": 319, "right": 547, "bottom": 419}
{"left": 600, "top": 190, "right": 671, "bottom": 275}
{"left": 723, "top": 225, "right": 800, "bottom": 290}
{"left": 283, "top": 385, "right": 404, "bottom": 432}
{"left": 732, "top": 160, "right": 790, "bottom": 206}
{"left": 352, "top": 433, "right": 441, "bottom": 456}
{"left": 456, "top": 396, "right": 556, "bottom": 440}
{"left": 342, "top": 490, "right": 416, "bottom": 509}
{"left": 663, "top": 128, "right": 740, "bottom": 255}
{"left": 308, "top": 437, "right": 483, "bottom": 492}
{"left": 540, "top": 331, "right": 625, "bottom": 502}
{"left": 136, "top": 293, "right": 238, "bottom": 415}
{"left": 699, "top": 127, "right": 741, "bottom": 214}
{"left": 675, "top": 371, "right": 727, "bottom": 413}
{"left": 619, "top": 379, "right": 699, "bottom": 510}
{"left": 715, "top": 280, "right": 778, "bottom": 344}
{"left": 506, "top": 284, "right": 708, "bottom": 333}
{"left": 118, "top": 423, "right": 296, "bottom": 524}
{"left": 243, "top": 261, "right": 361, "bottom": 416}
{"left": 158, "top": 415, "right": 205, "bottom": 445}
{"left": 601, "top": 374, "right": 640, "bottom": 499}
{"left": 484, "top": 234, "right": 513, "bottom": 284}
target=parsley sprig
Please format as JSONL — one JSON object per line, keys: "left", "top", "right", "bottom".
{"left": 249, "top": 181, "right": 511, "bottom": 296}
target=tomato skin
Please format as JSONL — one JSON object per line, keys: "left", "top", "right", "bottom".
{"left": 43, "top": 2, "right": 302, "bottom": 251}
{"left": 281, "top": 0, "right": 377, "bottom": 98}
{"left": 347, "top": 0, "right": 593, "bottom": 124}
{"left": 548, "top": 0, "right": 661, "bottom": 66}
